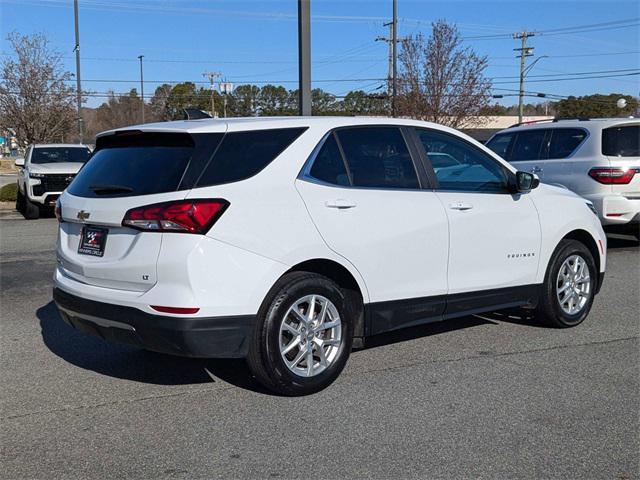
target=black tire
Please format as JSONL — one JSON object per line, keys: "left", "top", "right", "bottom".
{"left": 536, "top": 239, "right": 597, "bottom": 328}
{"left": 15, "top": 188, "right": 25, "bottom": 213}
{"left": 246, "top": 271, "right": 353, "bottom": 396}
{"left": 23, "top": 196, "right": 40, "bottom": 220}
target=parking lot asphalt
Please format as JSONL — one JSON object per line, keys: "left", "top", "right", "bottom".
{"left": 1, "top": 216, "right": 638, "bottom": 479}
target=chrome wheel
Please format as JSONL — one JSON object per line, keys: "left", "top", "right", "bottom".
{"left": 279, "top": 294, "right": 342, "bottom": 378}
{"left": 556, "top": 254, "right": 591, "bottom": 315}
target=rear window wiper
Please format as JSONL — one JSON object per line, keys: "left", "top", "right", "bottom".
{"left": 89, "top": 184, "right": 134, "bottom": 194}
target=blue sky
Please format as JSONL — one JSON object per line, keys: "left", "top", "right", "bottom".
{"left": 1, "top": 0, "right": 639, "bottom": 108}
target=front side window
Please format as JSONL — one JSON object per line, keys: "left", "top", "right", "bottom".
{"left": 548, "top": 128, "right": 587, "bottom": 159}
{"left": 335, "top": 127, "right": 419, "bottom": 189}
{"left": 308, "top": 134, "right": 350, "bottom": 186}
{"left": 31, "top": 147, "right": 91, "bottom": 164}
{"left": 416, "top": 129, "right": 508, "bottom": 193}
{"left": 485, "top": 133, "right": 515, "bottom": 160}
{"left": 602, "top": 125, "right": 640, "bottom": 157}
{"left": 510, "top": 129, "right": 547, "bottom": 161}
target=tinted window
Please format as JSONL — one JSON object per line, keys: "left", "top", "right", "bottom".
{"left": 68, "top": 134, "right": 196, "bottom": 198}
{"left": 198, "top": 128, "right": 306, "bottom": 186}
{"left": 416, "top": 129, "right": 508, "bottom": 193}
{"left": 548, "top": 129, "right": 587, "bottom": 158}
{"left": 31, "top": 147, "right": 91, "bottom": 164}
{"left": 486, "top": 133, "right": 515, "bottom": 160}
{"left": 336, "top": 127, "right": 419, "bottom": 189}
{"left": 602, "top": 125, "right": 640, "bottom": 157}
{"left": 510, "top": 130, "right": 547, "bottom": 161}
{"left": 309, "top": 134, "right": 350, "bottom": 186}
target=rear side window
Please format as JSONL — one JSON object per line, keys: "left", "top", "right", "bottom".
{"left": 335, "top": 127, "right": 419, "bottom": 189}
{"left": 309, "top": 134, "right": 350, "bottom": 186}
{"left": 67, "top": 133, "right": 202, "bottom": 198}
{"left": 602, "top": 125, "right": 640, "bottom": 157}
{"left": 510, "top": 129, "right": 547, "bottom": 161}
{"left": 485, "top": 133, "right": 515, "bottom": 160}
{"left": 197, "top": 128, "right": 306, "bottom": 186}
{"left": 548, "top": 128, "right": 587, "bottom": 158}
{"left": 31, "top": 147, "right": 91, "bottom": 164}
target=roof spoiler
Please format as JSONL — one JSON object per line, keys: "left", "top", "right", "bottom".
{"left": 183, "top": 108, "right": 212, "bottom": 120}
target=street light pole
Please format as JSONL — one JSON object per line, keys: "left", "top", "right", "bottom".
{"left": 73, "top": 0, "right": 83, "bottom": 143}
{"left": 138, "top": 55, "right": 145, "bottom": 123}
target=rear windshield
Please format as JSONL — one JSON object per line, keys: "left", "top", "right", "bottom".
{"left": 602, "top": 125, "right": 639, "bottom": 157}
{"left": 31, "top": 147, "right": 91, "bottom": 164}
{"left": 66, "top": 128, "right": 306, "bottom": 198}
{"left": 67, "top": 133, "right": 200, "bottom": 198}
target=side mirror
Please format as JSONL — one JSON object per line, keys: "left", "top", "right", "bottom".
{"left": 514, "top": 171, "right": 539, "bottom": 193}
{"left": 14, "top": 157, "right": 25, "bottom": 167}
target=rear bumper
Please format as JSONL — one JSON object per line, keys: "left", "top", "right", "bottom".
{"left": 584, "top": 193, "right": 640, "bottom": 226}
{"left": 53, "top": 287, "right": 255, "bottom": 358}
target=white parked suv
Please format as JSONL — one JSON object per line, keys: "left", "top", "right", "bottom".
{"left": 486, "top": 118, "right": 640, "bottom": 239}
{"left": 16, "top": 144, "right": 92, "bottom": 219}
{"left": 53, "top": 117, "right": 606, "bottom": 395}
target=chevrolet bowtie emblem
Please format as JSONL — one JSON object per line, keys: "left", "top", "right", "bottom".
{"left": 77, "top": 210, "right": 90, "bottom": 221}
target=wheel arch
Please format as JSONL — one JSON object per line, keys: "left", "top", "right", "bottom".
{"left": 561, "top": 229, "right": 601, "bottom": 274}
{"left": 284, "top": 258, "right": 367, "bottom": 339}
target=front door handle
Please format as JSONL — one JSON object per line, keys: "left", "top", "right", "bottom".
{"left": 449, "top": 202, "right": 474, "bottom": 211}
{"left": 531, "top": 166, "right": 543, "bottom": 174}
{"left": 325, "top": 199, "right": 357, "bottom": 209}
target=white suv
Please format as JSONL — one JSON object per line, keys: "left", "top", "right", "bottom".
{"left": 53, "top": 117, "right": 606, "bottom": 395}
{"left": 486, "top": 118, "right": 640, "bottom": 239}
{"left": 16, "top": 144, "right": 92, "bottom": 219}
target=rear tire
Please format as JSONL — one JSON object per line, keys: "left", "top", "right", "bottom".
{"left": 247, "top": 272, "right": 353, "bottom": 396}
{"left": 23, "top": 196, "right": 40, "bottom": 220}
{"left": 536, "top": 239, "right": 596, "bottom": 328}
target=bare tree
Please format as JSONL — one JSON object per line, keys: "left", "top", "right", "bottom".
{"left": 397, "top": 21, "right": 492, "bottom": 128}
{"left": 0, "top": 32, "right": 76, "bottom": 144}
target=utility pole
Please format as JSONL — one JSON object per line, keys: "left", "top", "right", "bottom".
{"left": 138, "top": 55, "right": 145, "bottom": 123}
{"left": 376, "top": 22, "right": 394, "bottom": 98}
{"left": 298, "top": 0, "right": 312, "bottom": 116}
{"left": 73, "top": 0, "right": 83, "bottom": 143}
{"left": 392, "top": 0, "right": 397, "bottom": 117}
{"left": 202, "top": 71, "right": 222, "bottom": 117}
{"left": 513, "top": 31, "right": 535, "bottom": 123}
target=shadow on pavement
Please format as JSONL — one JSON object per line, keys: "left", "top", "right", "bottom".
{"left": 37, "top": 300, "right": 504, "bottom": 394}
{"left": 361, "top": 315, "right": 498, "bottom": 350}
{"left": 606, "top": 234, "right": 639, "bottom": 250}
{"left": 38, "top": 301, "right": 212, "bottom": 386}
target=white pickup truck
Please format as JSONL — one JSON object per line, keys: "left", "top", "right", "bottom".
{"left": 16, "top": 144, "right": 91, "bottom": 219}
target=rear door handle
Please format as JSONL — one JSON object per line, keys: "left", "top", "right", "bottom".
{"left": 325, "top": 199, "right": 357, "bottom": 209}
{"left": 449, "top": 202, "right": 474, "bottom": 211}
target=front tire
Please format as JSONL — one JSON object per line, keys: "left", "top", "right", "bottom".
{"left": 536, "top": 239, "right": 597, "bottom": 328}
{"left": 15, "top": 188, "right": 25, "bottom": 213}
{"left": 23, "top": 196, "right": 40, "bottom": 220}
{"left": 247, "top": 272, "right": 353, "bottom": 396}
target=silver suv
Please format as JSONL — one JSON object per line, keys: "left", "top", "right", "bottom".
{"left": 486, "top": 118, "right": 639, "bottom": 238}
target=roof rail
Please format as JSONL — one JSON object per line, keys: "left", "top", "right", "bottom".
{"left": 508, "top": 116, "right": 592, "bottom": 128}
{"left": 508, "top": 118, "right": 555, "bottom": 128}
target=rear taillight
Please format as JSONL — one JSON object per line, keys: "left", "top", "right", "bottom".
{"left": 122, "top": 199, "right": 229, "bottom": 233}
{"left": 55, "top": 199, "right": 62, "bottom": 222}
{"left": 588, "top": 167, "right": 636, "bottom": 184}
